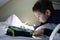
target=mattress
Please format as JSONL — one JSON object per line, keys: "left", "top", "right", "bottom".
{"left": 0, "top": 35, "right": 49, "bottom": 40}
{"left": 0, "top": 33, "right": 60, "bottom": 40}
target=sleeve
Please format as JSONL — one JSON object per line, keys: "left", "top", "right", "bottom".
{"left": 44, "top": 28, "right": 53, "bottom": 36}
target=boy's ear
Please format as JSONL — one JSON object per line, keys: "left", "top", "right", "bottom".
{"left": 45, "top": 9, "right": 51, "bottom": 16}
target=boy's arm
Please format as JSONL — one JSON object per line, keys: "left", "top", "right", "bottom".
{"left": 32, "top": 23, "right": 56, "bottom": 36}
{"left": 32, "top": 27, "right": 53, "bottom": 36}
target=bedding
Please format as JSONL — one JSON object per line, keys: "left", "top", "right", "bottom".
{"left": 5, "top": 14, "right": 23, "bottom": 27}
{"left": 0, "top": 35, "right": 49, "bottom": 40}
{"left": 0, "top": 22, "right": 8, "bottom": 36}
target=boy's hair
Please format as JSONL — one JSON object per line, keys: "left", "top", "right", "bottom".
{"left": 32, "top": 0, "right": 54, "bottom": 13}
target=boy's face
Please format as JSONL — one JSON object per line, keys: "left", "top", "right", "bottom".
{"left": 33, "top": 10, "right": 51, "bottom": 23}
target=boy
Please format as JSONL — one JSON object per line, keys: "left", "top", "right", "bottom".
{"left": 32, "top": 0, "right": 60, "bottom": 36}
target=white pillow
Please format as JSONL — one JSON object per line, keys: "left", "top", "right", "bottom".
{"left": 5, "top": 14, "right": 23, "bottom": 27}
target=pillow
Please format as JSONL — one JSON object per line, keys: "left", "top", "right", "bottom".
{"left": 5, "top": 14, "right": 23, "bottom": 27}
{"left": 6, "top": 26, "right": 34, "bottom": 37}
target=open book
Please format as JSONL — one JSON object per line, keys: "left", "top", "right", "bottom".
{"left": 5, "top": 14, "right": 34, "bottom": 30}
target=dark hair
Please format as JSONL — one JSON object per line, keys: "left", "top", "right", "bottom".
{"left": 32, "top": 0, "right": 54, "bottom": 13}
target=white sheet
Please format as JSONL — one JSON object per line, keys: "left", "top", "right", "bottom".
{"left": 0, "top": 22, "right": 8, "bottom": 36}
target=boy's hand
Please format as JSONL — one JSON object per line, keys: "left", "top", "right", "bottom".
{"left": 21, "top": 23, "right": 34, "bottom": 30}
{"left": 33, "top": 27, "right": 44, "bottom": 36}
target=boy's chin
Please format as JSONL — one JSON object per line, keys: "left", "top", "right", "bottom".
{"left": 39, "top": 19, "right": 47, "bottom": 23}
{"left": 40, "top": 20, "right": 46, "bottom": 23}
{"left": 41, "top": 21, "right": 46, "bottom": 23}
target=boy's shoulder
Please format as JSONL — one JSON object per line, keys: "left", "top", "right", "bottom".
{"left": 40, "top": 23, "right": 57, "bottom": 30}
